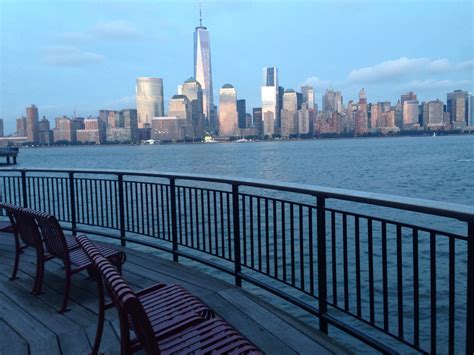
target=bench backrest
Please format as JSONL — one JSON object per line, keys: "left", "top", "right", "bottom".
{"left": 0, "top": 203, "right": 41, "bottom": 248}
{"left": 77, "top": 235, "right": 160, "bottom": 354}
{"left": 30, "top": 210, "right": 70, "bottom": 262}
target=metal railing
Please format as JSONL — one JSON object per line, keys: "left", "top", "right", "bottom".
{"left": 0, "top": 168, "right": 473, "bottom": 354}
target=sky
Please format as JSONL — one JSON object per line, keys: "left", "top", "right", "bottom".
{"left": 0, "top": 0, "right": 473, "bottom": 134}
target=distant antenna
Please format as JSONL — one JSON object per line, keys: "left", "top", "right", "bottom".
{"left": 199, "top": 0, "right": 202, "bottom": 27}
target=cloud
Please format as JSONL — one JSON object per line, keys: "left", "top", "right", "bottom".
{"left": 301, "top": 76, "right": 332, "bottom": 90}
{"left": 100, "top": 96, "right": 136, "bottom": 109}
{"left": 347, "top": 57, "right": 474, "bottom": 83}
{"left": 42, "top": 46, "right": 105, "bottom": 67}
{"left": 404, "top": 79, "right": 472, "bottom": 90}
{"left": 54, "top": 21, "right": 143, "bottom": 43}
{"left": 89, "top": 21, "right": 142, "bottom": 40}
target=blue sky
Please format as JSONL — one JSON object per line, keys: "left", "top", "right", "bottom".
{"left": 0, "top": 0, "right": 472, "bottom": 134}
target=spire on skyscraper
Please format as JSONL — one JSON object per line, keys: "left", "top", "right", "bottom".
{"left": 199, "top": 1, "right": 202, "bottom": 27}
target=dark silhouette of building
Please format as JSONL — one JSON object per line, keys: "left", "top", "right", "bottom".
{"left": 237, "top": 99, "right": 246, "bottom": 128}
{"left": 38, "top": 117, "right": 53, "bottom": 145}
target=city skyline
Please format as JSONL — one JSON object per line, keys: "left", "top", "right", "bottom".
{"left": 1, "top": 0, "right": 473, "bottom": 134}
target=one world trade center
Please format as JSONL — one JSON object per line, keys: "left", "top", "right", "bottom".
{"left": 194, "top": 11, "right": 216, "bottom": 132}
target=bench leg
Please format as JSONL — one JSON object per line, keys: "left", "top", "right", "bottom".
{"left": 9, "top": 233, "right": 21, "bottom": 280}
{"left": 32, "top": 250, "right": 45, "bottom": 295}
{"left": 59, "top": 268, "right": 72, "bottom": 313}
{"left": 91, "top": 276, "right": 106, "bottom": 355}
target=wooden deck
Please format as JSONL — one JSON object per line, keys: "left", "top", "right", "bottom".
{"left": 0, "top": 233, "right": 347, "bottom": 355}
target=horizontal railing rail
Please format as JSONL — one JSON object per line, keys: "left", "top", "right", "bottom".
{"left": 0, "top": 167, "right": 472, "bottom": 354}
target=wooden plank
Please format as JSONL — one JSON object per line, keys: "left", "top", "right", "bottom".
{"left": 0, "top": 273, "right": 91, "bottom": 354}
{"left": 0, "top": 318, "right": 28, "bottom": 354}
{"left": 0, "top": 291, "right": 60, "bottom": 355}
{"left": 217, "top": 288, "right": 335, "bottom": 355}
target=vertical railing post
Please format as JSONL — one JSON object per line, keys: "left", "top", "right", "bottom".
{"left": 21, "top": 170, "right": 28, "bottom": 208}
{"left": 117, "top": 174, "right": 126, "bottom": 247}
{"left": 466, "top": 221, "right": 474, "bottom": 355}
{"left": 170, "top": 178, "right": 179, "bottom": 262}
{"left": 232, "top": 183, "right": 242, "bottom": 287}
{"left": 317, "top": 195, "right": 328, "bottom": 334}
{"left": 68, "top": 172, "right": 77, "bottom": 236}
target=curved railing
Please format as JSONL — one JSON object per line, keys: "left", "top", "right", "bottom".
{"left": 0, "top": 168, "right": 473, "bottom": 354}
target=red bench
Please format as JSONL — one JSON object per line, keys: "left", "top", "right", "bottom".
{"left": 77, "top": 235, "right": 262, "bottom": 354}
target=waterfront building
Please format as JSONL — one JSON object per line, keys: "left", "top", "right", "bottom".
{"left": 394, "top": 100, "right": 403, "bottom": 128}
{"left": 369, "top": 103, "right": 381, "bottom": 130}
{"left": 280, "top": 89, "right": 298, "bottom": 138}
{"left": 151, "top": 117, "right": 186, "bottom": 141}
{"left": 403, "top": 100, "right": 420, "bottom": 128}
{"left": 469, "top": 93, "right": 474, "bottom": 126}
{"left": 218, "top": 84, "right": 238, "bottom": 137}
{"left": 401, "top": 91, "right": 417, "bottom": 125}
{"left": 301, "top": 86, "right": 315, "bottom": 109}
{"left": 423, "top": 99, "right": 444, "bottom": 129}
{"left": 298, "top": 103, "right": 313, "bottom": 136}
{"left": 322, "top": 89, "right": 343, "bottom": 113}
{"left": 261, "top": 67, "right": 279, "bottom": 137}
{"left": 447, "top": 90, "right": 469, "bottom": 127}
{"left": 38, "top": 117, "right": 53, "bottom": 145}
{"left": 105, "top": 109, "right": 138, "bottom": 143}
{"left": 16, "top": 117, "right": 27, "bottom": 137}
{"left": 245, "top": 113, "right": 252, "bottom": 128}
{"left": 0, "top": 119, "right": 3, "bottom": 137}
{"left": 77, "top": 118, "right": 104, "bottom": 144}
{"left": 194, "top": 14, "right": 215, "bottom": 131}
{"left": 354, "top": 88, "right": 368, "bottom": 135}
{"left": 237, "top": 99, "right": 247, "bottom": 129}
{"left": 253, "top": 107, "right": 262, "bottom": 135}
{"left": 182, "top": 77, "right": 204, "bottom": 138}
{"left": 26, "top": 104, "right": 39, "bottom": 144}
{"left": 53, "top": 116, "right": 84, "bottom": 143}
{"left": 136, "top": 77, "right": 164, "bottom": 128}
{"left": 168, "top": 95, "right": 194, "bottom": 139}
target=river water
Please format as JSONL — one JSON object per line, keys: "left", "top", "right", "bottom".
{"left": 12, "top": 135, "right": 474, "bottom": 352}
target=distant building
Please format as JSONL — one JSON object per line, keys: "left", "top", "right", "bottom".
{"left": 401, "top": 91, "right": 417, "bottom": 126}
{"left": 194, "top": 17, "right": 215, "bottom": 131}
{"left": 151, "top": 117, "right": 186, "bottom": 141}
{"left": 281, "top": 89, "right": 298, "bottom": 138}
{"left": 322, "top": 89, "right": 343, "bottom": 113}
{"left": 77, "top": 118, "right": 105, "bottom": 144}
{"left": 424, "top": 100, "right": 444, "bottom": 129}
{"left": 53, "top": 116, "right": 84, "bottom": 143}
{"left": 447, "top": 90, "right": 469, "bottom": 127}
{"left": 26, "top": 104, "right": 39, "bottom": 144}
{"left": 0, "top": 119, "right": 3, "bottom": 137}
{"left": 237, "top": 99, "right": 246, "bottom": 129}
{"left": 369, "top": 103, "right": 381, "bottom": 130}
{"left": 136, "top": 77, "right": 164, "bottom": 128}
{"left": 252, "top": 107, "right": 262, "bottom": 135}
{"left": 301, "top": 86, "right": 315, "bottom": 109}
{"left": 261, "top": 67, "right": 279, "bottom": 137}
{"left": 103, "top": 109, "right": 138, "bottom": 143}
{"left": 218, "top": 84, "right": 238, "bottom": 137}
{"left": 355, "top": 88, "right": 368, "bottom": 135}
{"left": 298, "top": 103, "right": 313, "bottom": 136}
{"left": 38, "top": 117, "right": 53, "bottom": 145}
{"left": 16, "top": 117, "right": 27, "bottom": 137}
{"left": 168, "top": 95, "right": 193, "bottom": 139}
{"left": 394, "top": 100, "right": 403, "bottom": 128}
{"left": 182, "top": 77, "right": 204, "bottom": 138}
{"left": 403, "top": 100, "right": 420, "bottom": 128}
{"left": 469, "top": 93, "right": 474, "bottom": 126}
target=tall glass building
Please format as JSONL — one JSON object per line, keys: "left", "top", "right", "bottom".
{"left": 136, "top": 77, "right": 164, "bottom": 128}
{"left": 261, "top": 67, "right": 279, "bottom": 137}
{"left": 194, "top": 21, "right": 214, "bottom": 131}
{"left": 218, "top": 84, "right": 238, "bottom": 137}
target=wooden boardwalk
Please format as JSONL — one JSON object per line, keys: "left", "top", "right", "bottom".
{"left": 0, "top": 234, "right": 347, "bottom": 355}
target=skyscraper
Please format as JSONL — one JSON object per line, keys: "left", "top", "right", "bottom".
{"left": 403, "top": 100, "right": 420, "bottom": 128}
{"left": 322, "top": 89, "right": 343, "bottom": 113}
{"left": 237, "top": 99, "right": 246, "bottom": 129}
{"left": 261, "top": 67, "right": 279, "bottom": 137}
{"left": 218, "top": 84, "right": 238, "bottom": 137}
{"left": 182, "top": 77, "right": 204, "bottom": 138}
{"left": 16, "top": 117, "right": 26, "bottom": 137}
{"left": 26, "top": 104, "right": 39, "bottom": 143}
{"left": 447, "top": 90, "right": 469, "bottom": 127}
{"left": 136, "top": 77, "right": 164, "bottom": 128}
{"left": 281, "top": 89, "right": 298, "bottom": 138}
{"left": 194, "top": 9, "right": 215, "bottom": 131}
{"left": 0, "top": 119, "right": 3, "bottom": 137}
{"left": 168, "top": 95, "right": 193, "bottom": 139}
{"left": 301, "top": 86, "right": 315, "bottom": 109}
